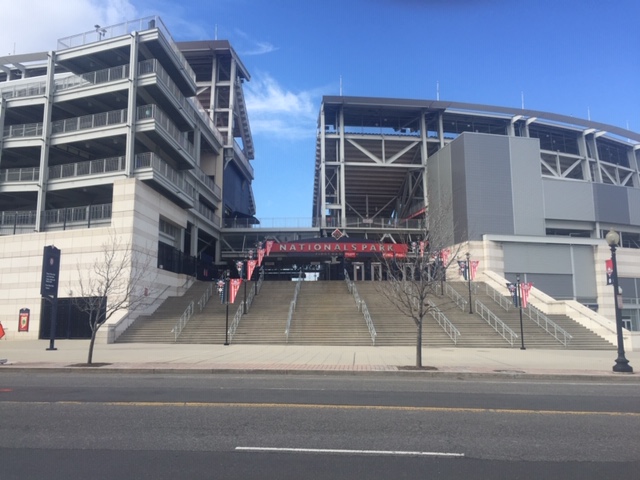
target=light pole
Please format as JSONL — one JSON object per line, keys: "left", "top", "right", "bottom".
{"left": 605, "top": 229, "right": 633, "bottom": 373}
{"left": 466, "top": 252, "right": 473, "bottom": 314}
{"left": 224, "top": 269, "right": 230, "bottom": 346}
{"left": 517, "top": 274, "right": 526, "bottom": 350}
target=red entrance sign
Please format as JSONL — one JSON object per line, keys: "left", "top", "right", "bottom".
{"left": 271, "top": 241, "right": 408, "bottom": 257}
{"left": 18, "top": 308, "right": 30, "bottom": 332}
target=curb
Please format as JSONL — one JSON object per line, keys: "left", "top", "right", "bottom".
{"left": 1, "top": 364, "right": 638, "bottom": 382}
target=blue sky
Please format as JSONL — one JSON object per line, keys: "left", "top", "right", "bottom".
{"left": 2, "top": 0, "right": 639, "bottom": 220}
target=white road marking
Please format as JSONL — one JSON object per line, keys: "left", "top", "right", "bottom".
{"left": 236, "top": 446, "right": 464, "bottom": 457}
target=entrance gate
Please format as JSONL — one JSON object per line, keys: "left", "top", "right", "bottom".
{"left": 371, "top": 262, "right": 382, "bottom": 280}
{"left": 352, "top": 262, "right": 365, "bottom": 281}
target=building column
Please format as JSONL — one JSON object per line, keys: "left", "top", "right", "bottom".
{"left": 124, "top": 32, "right": 139, "bottom": 175}
{"left": 35, "top": 51, "right": 56, "bottom": 232}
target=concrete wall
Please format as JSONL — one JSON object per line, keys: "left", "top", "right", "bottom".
{"left": 0, "top": 178, "right": 191, "bottom": 342}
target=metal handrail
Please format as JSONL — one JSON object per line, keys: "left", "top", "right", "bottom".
{"left": 344, "top": 268, "right": 376, "bottom": 345}
{"left": 285, "top": 272, "right": 303, "bottom": 342}
{"left": 428, "top": 300, "right": 461, "bottom": 345}
{"left": 475, "top": 299, "right": 518, "bottom": 346}
{"left": 197, "top": 283, "right": 214, "bottom": 312}
{"left": 484, "top": 283, "right": 572, "bottom": 346}
{"left": 443, "top": 282, "right": 468, "bottom": 311}
{"left": 171, "top": 301, "right": 194, "bottom": 341}
{"left": 227, "top": 303, "right": 244, "bottom": 342}
{"left": 361, "top": 301, "right": 377, "bottom": 345}
{"left": 524, "top": 305, "right": 572, "bottom": 346}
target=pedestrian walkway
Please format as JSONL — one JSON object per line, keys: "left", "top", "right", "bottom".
{"left": 0, "top": 340, "right": 638, "bottom": 381}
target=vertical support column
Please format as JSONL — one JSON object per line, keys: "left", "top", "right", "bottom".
{"left": 319, "top": 104, "right": 327, "bottom": 228}
{"left": 124, "top": 32, "right": 139, "bottom": 176}
{"left": 339, "top": 106, "right": 346, "bottom": 227}
{"left": 227, "top": 59, "right": 237, "bottom": 146}
{"left": 420, "top": 111, "right": 429, "bottom": 211}
{"left": 35, "top": 51, "right": 56, "bottom": 232}
{"left": 590, "top": 132, "right": 604, "bottom": 183}
{"left": 0, "top": 97, "right": 6, "bottom": 162}
{"left": 578, "top": 131, "right": 593, "bottom": 182}
{"left": 209, "top": 55, "right": 217, "bottom": 118}
{"left": 438, "top": 110, "right": 445, "bottom": 149}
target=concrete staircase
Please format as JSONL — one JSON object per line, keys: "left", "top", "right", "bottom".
{"left": 116, "top": 281, "right": 212, "bottom": 343}
{"left": 355, "top": 282, "right": 455, "bottom": 347}
{"left": 176, "top": 283, "right": 250, "bottom": 344}
{"left": 447, "top": 281, "right": 615, "bottom": 350}
{"left": 287, "top": 281, "right": 372, "bottom": 345}
{"left": 232, "top": 282, "right": 296, "bottom": 344}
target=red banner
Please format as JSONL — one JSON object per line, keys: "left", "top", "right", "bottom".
{"left": 470, "top": 260, "right": 479, "bottom": 281}
{"left": 605, "top": 259, "right": 613, "bottom": 285}
{"left": 266, "top": 240, "right": 274, "bottom": 256}
{"left": 247, "top": 260, "right": 257, "bottom": 280}
{"left": 271, "top": 241, "right": 408, "bottom": 256}
{"left": 440, "top": 248, "right": 451, "bottom": 265}
{"left": 520, "top": 282, "right": 533, "bottom": 309}
{"left": 257, "top": 248, "right": 265, "bottom": 266}
{"left": 229, "top": 279, "right": 242, "bottom": 304}
{"left": 0, "top": 322, "right": 5, "bottom": 340}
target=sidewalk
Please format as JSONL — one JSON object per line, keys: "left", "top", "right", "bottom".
{"left": 1, "top": 340, "right": 639, "bottom": 381}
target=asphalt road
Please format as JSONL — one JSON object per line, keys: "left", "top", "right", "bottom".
{"left": 0, "top": 373, "right": 638, "bottom": 479}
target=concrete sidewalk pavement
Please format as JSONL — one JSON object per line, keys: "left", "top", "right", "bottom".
{"left": 1, "top": 340, "right": 638, "bottom": 381}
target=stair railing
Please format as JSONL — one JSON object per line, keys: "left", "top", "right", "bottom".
{"left": 171, "top": 301, "right": 194, "bottom": 341}
{"left": 484, "top": 283, "right": 572, "bottom": 346}
{"left": 475, "top": 299, "right": 518, "bottom": 346}
{"left": 227, "top": 302, "right": 244, "bottom": 342}
{"left": 428, "top": 300, "right": 461, "bottom": 345}
{"left": 344, "top": 269, "right": 376, "bottom": 344}
{"left": 197, "top": 283, "right": 214, "bottom": 312}
{"left": 443, "top": 282, "right": 469, "bottom": 311}
{"left": 285, "top": 272, "right": 303, "bottom": 342}
{"left": 360, "top": 301, "right": 377, "bottom": 345}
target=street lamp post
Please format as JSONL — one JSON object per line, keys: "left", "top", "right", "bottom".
{"left": 605, "top": 230, "right": 633, "bottom": 373}
{"left": 466, "top": 252, "right": 473, "bottom": 314}
{"left": 517, "top": 275, "right": 526, "bottom": 350}
{"left": 224, "top": 270, "right": 230, "bottom": 346}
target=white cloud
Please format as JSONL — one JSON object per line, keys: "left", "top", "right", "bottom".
{"left": 245, "top": 73, "right": 319, "bottom": 138}
{"left": 1, "top": 0, "right": 137, "bottom": 55}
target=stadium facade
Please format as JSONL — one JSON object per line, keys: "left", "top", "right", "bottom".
{"left": 314, "top": 96, "right": 640, "bottom": 345}
{"left": 1, "top": 18, "right": 638, "bottom": 349}
{"left": 0, "top": 17, "right": 255, "bottom": 340}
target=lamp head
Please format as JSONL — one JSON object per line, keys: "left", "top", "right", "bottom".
{"left": 606, "top": 229, "right": 620, "bottom": 247}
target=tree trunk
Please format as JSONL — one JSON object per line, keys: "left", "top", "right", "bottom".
{"left": 87, "top": 328, "right": 97, "bottom": 364}
{"left": 416, "top": 318, "right": 423, "bottom": 368}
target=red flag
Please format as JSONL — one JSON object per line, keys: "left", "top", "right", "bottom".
{"left": 605, "top": 259, "right": 613, "bottom": 285}
{"left": 247, "top": 260, "right": 257, "bottom": 280}
{"left": 266, "top": 240, "right": 274, "bottom": 256}
{"left": 520, "top": 282, "right": 533, "bottom": 308}
{"left": 257, "top": 248, "right": 265, "bottom": 266}
{"left": 440, "top": 248, "right": 450, "bottom": 265}
{"left": 470, "top": 260, "right": 479, "bottom": 281}
{"left": 229, "top": 279, "right": 242, "bottom": 304}
{"left": 0, "top": 322, "right": 5, "bottom": 340}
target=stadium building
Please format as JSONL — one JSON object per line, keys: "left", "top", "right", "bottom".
{"left": 1, "top": 18, "right": 638, "bottom": 351}
{"left": 0, "top": 17, "right": 255, "bottom": 340}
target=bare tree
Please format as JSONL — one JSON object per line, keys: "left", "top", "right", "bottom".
{"left": 74, "top": 232, "right": 154, "bottom": 364}
{"left": 377, "top": 207, "right": 462, "bottom": 368}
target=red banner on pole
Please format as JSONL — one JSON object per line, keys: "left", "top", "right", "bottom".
{"left": 247, "top": 260, "right": 257, "bottom": 280}
{"left": 605, "top": 259, "right": 613, "bottom": 285}
{"left": 0, "top": 322, "right": 5, "bottom": 340}
{"left": 257, "top": 248, "right": 265, "bottom": 266}
{"left": 470, "top": 260, "right": 479, "bottom": 281}
{"left": 229, "top": 279, "right": 242, "bottom": 304}
{"left": 266, "top": 241, "right": 274, "bottom": 256}
{"left": 520, "top": 282, "right": 533, "bottom": 309}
